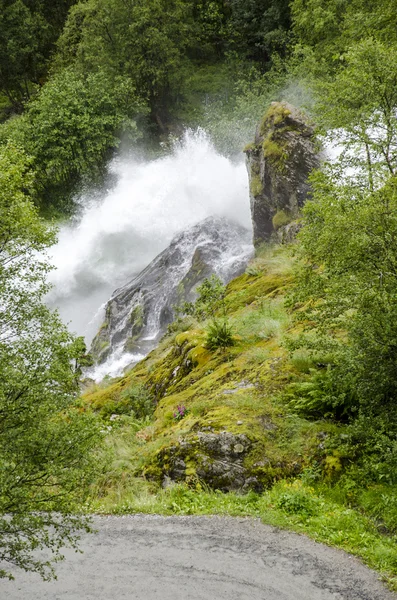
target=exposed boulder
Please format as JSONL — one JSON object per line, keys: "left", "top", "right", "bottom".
{"left": 90, "top": 216, "right": 253, "bottom": 364}
{"left": 245, "top": 102, "right": 320, "bottom": 247}
{"left": 160, "top": 431, "right": 256, "bottom": 492}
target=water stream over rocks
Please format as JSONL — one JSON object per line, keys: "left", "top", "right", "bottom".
{"left": 47, "top": 130, "right": 252, "bottom": 379}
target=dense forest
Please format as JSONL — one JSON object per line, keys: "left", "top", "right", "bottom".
{"left": 1, "top": 0, "right": 397, "bottom": 588}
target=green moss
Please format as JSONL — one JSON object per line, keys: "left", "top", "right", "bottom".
{"left": 259, "top": 103, "right": 291, "bottom": 136}
{"left": 243, "top": 141, "right": 256, "bottom": 153}
{"left": 129, "top": 304, "right": 144, "bottom": 336}
{"left": 272, "top": 210, "right": 293, "bottom": 230}
{"left": 262, "top": 135, "right": 289, "bottom": 172}
{"left": 82, "top": 375, "right": 131, "bottom": 411}
{"left": 250, "top": 174, "right": 263, "bottom": 197}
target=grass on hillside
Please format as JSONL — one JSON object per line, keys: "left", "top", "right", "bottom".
{"left": 82, "top": 244, "right": 397, "bottom": 592}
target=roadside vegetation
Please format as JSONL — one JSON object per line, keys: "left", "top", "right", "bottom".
{"left": 82, "top": 245, "right": 397, "bottom": 591}
{"left": 1, "top": 0, "right": 397, "bottom": 588}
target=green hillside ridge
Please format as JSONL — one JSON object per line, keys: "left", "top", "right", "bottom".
{"left": 82, "top": 244, "right": 397, "bottom": 591}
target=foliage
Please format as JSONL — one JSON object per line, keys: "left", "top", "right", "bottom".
{"left": 274, "top": 482, "right": 318, "bottom": 516}
{"left": 204, "top": 318, "right": 235, "bottom": 351}
{"left": 177, "top": 274, "right": 226, "bottom": 320}
{"left": 0, "top": 67, "right": 145, "bottom": 213}
{"left": 56, "top": 0, "right": 194, "bottom": 123}
{"left": 226, "top": 0, "right": 292, "bottom": 65}
{"left": 0, "top": 142, "right": 101, "bottom": 579}
{"left": 195, "top": 274, "right": 226, "bottom": 317}
{"left": 175, "top": 274, "right": 234, "bottom": 352}
{"left": 0, "top": 0, "right": 76, "bottom": 111}
{"left": 119, "top": 384, "right": 154, "bottom": 420}
{"left": 291, "top": 172, "right": 397, "bottom": 425}
{"left": 28, "top": 68, "right": 142, "bottom": 180}
{"left": 291, "top": 0, "right": 397, "bottom": 65}
{"left": 314, "top": 39, "right": 397, "bottom": 189}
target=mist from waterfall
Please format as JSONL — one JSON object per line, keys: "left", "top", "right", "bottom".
{"left": 47, "top": 130, "right": 252, "bottom": 346}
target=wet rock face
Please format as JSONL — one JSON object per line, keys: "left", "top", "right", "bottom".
{"left": 245, "top": 102, "right": 320, "bottom": 247}
{"left": 91, "top": 216, "right": 253, "bottom": 363}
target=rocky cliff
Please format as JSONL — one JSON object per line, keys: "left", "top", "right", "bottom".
{"left": 91, "top": 216, "right": 253, "bottom": 364}
{"left": 245, "top": 102, "right": 320, "bottom": 246}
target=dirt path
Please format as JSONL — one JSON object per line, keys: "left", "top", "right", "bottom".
{"left": 1, "top": 515, "right": 395, "bottom": 599}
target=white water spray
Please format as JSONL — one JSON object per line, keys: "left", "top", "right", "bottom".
{"left": 47, "top": 130, "right": 251, "bottom": 344}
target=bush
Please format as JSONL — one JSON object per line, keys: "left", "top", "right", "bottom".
{"left": 284, "top": 367, "right": 352, "bottom": 420}
{"left": 100, "top": 384, "right": 154, "bottom": 420}
{"left": 175, "top": 275, "right": 226, "bottom": 321}
{"left": 205, "top": 319, "right": 235, "bottom": 351}
{"left": 273, "top": 481, "right": 319, "bottom": 517}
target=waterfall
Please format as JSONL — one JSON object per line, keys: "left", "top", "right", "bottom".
{"left": 47, "top": 130, "right": 252, "bottom": 351}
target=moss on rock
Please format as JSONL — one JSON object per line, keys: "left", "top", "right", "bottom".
{"left": 250, "top": 174, "right": 263, "bottom": 197}
{"left": 83, "top": 246, "right": 335, "bottom": 493}
{"left": 272, "top": 210, "right": 293, "bottom": 230}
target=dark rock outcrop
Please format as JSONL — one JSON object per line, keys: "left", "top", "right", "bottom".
{"left": 245, "top": 101, "right": 320, "bottom": 247}
{"left": 160, "top": 431, "right": 256, "bottom": 492}
{"left": 91, "top": 216, "right": 253, "bottom": 363}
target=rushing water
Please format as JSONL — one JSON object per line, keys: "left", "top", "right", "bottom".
{"left": 47, "top": 130, "right": 252, "bottom": 350}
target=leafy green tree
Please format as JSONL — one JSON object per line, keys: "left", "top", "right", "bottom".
{"left": 227, "top": 0, "right": 291, "bottom": 65}
{"left": 315, "top": 39, "right": 397, "bottom": 189}
{"left": 0, "top": 66, "right": 145, "bottom": 214}
{"left": 0, "top": 0, "right": 77, "bottom": 111}
{"left": 0, "top": 142, "right": 100, "bottom": 579}
{"left": 27, "top": 68, "right": 143, "bottom": 185}
{"left": 291, "top": 0, "right": 397, "bottom": 63}
{"left": 0, "top": 0, "right": 43, "bottom": 110}
{"left": 291, "top": 169, "right": 397, "bottom": 423}
{"left": 56, "top": 0, "right": 194, "bottom": 128}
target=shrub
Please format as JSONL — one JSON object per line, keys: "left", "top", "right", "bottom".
{"left": 195, "top": 275, "right": 226, "bottom": 319}
{"left": 273, "top": 482, "right": 319, "bottom": 517}
{"left": 205, "top": 319, "right": 235, "bottom": 351}
{"left": 175, "top": 274, "right": 226, "bottom": 321}
{"left": 285, "top": 367, "right": 345, "bottom": 419}
{"left": 103, "top": 383, "right": 154, "bottom": 420}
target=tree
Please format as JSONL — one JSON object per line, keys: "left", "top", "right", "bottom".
{"left": 315, "top": 39, "right": 397, "bottom": 190}
{"left": 0, "top": 0, "right": 77, "bottom": 111}
{"left": 27, "top": 68, "right": 143, "bottom": 182}
{"left": 291, "top": 0, "right": 397, "bottom": 64}
{"left": 0, "top": 0, "right": 43, "bottom": 110}
{"left": 0, "top": 142, "right": 100, "bottom": 579}
{"left": 0, "top": 66, "right": 146, "bottom": 215}
{"left": 290, "top": 164, "right": 397, "bottom": 424}
{"left": 227, "top": 0, "right": 291, "bottom": 65}
{"left": 56, "top": 0, "right": 194, "bottom": 128}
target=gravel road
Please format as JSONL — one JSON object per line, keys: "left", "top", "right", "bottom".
{"left": 1, "top": 515, "right": 395, "bottom": 599}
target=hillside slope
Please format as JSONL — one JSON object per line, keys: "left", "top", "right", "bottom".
{"left": 82, "top": 244, "right": 397, "bottom": 591}
{"left": 84, "top": 244, "right": 335, "bottom": 490}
